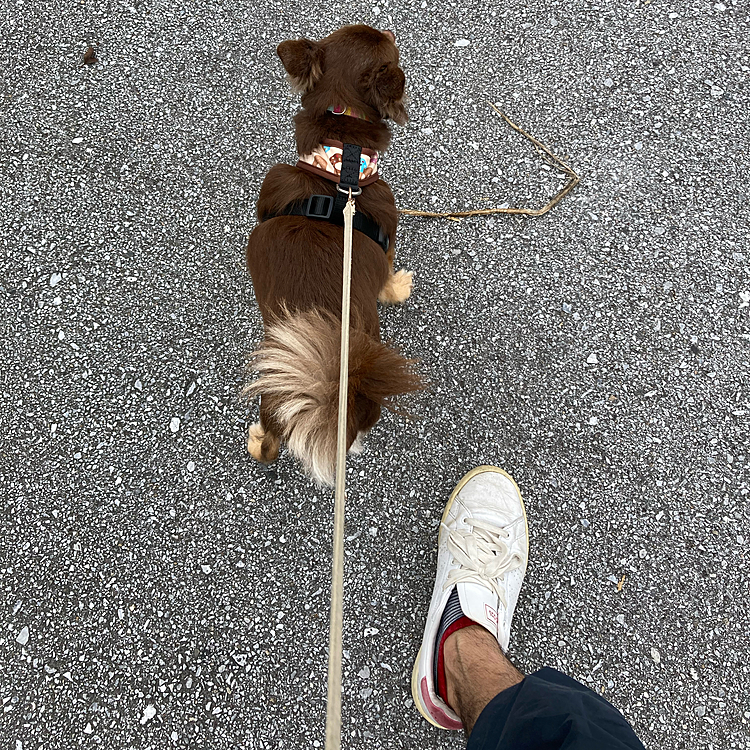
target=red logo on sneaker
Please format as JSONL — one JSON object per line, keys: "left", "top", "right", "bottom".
{"left": 485, "top": 604, "right": 498, "bottom": 625}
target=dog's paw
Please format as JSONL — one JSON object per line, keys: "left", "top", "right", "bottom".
{"left": 247, "top": 422, "right": 265, "bottom": 462}
{"left": 379, "top": 269, "right": 413, "bottom": 304}
{"left": 349, "top": 431, "right": 365, "bottom": 455}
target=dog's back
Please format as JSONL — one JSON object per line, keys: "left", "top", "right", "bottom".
{"left": 247, "top": 165, "right": 390, "bottom": 333}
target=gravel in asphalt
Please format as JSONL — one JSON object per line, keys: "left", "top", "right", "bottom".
{"left": 1, "top": 1, "right": 749, "bottom": 748}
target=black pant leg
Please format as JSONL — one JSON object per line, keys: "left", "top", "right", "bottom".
{"left": 467, "top": 667, "right": 646, "bottom": 750}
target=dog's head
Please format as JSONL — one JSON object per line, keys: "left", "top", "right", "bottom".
{"left": 277, "top": 25, "right": 407, "bottom": 125}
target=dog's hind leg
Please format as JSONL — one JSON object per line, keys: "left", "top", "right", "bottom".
{"left": 248, "top": 399, "right": 281, "bottom": 463}
{"left": 247, "top": 422, "right": 281, "bottom": 463}
{"left": 378, "top": 268, "right": 414, "bottom": 304}
{"left": 247, "top": 423, "right": 263, "bottom": 460}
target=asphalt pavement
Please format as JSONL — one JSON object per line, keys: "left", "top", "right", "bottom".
{"left": 1, "top": 0, "right": 749, "bottom": 748}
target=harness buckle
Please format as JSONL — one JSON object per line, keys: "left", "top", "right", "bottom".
{"left": 305, "top": 194, "right": 334, "bottom": 220}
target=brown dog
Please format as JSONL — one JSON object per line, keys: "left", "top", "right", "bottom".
{"left": 243, "top": 25, "right": 422, "bottom": 485}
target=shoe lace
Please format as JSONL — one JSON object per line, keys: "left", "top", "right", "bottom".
{"left": 444, "top": 517, "right": 524, "bottom": 607}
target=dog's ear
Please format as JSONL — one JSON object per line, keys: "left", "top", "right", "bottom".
{"left": 277, "top": 39, "right": 325, "bottom": 93}
{"left": 371, "top": 65, "right": 408, "bottom": 125}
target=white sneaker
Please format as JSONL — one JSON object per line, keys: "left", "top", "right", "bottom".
{"left": 411, "top": 466, "right": 529, "bottom": 730}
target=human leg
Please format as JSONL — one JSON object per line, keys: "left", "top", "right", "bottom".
{"left": 443, "top": 625, "right": 523, "bottom": 735}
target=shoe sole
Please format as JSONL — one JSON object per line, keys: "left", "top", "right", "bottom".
{"left": 411, "top": 465, "right": 529, "bottom": 729}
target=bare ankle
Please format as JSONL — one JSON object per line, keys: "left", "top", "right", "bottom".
{"left": 444, "top": 625, "right": 524, "bottom": 735}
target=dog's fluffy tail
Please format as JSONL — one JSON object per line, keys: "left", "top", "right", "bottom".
{"left": 244, "top": 309, "right": 423, "bottom": 485}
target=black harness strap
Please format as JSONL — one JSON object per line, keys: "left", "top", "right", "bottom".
{"left": 332, "top": 142, "right": 363, "bottom": 214}
{"left": 262, "top": 194, "right": 389, "bottom": 252}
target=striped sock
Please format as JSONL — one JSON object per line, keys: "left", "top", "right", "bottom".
{"left": 433, "top": 588, "right": 475, "bottom": 706}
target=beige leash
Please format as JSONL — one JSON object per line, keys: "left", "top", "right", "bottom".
{"left": 324, "top": 189, "right": 356, "bottom": 750}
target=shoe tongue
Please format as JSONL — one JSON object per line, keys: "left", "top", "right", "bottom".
{"left": 456, "top": 581, "right": 500, "bottom": 641}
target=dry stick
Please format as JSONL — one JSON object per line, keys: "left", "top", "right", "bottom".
{"left": 398, "top": 104, "right": 580, "bottom": 219}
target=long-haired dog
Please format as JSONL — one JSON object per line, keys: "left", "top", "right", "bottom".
{"left": 243, "top": 25, "right": 423, "bottom": 485}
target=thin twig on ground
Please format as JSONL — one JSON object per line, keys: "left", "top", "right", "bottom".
{"left": 398, "top": 103, "right": 580, "bottom": 220}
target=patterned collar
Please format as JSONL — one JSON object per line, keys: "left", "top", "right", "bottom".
{"left": 327, "top": 104, "right": 374, "bottom": 123}
{"left": 297, "top": 139, "right": 380, "bottom": 187}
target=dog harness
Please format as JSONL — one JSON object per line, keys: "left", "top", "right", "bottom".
{"left": 262, "top": 134, "right": 389, "bottom": 252}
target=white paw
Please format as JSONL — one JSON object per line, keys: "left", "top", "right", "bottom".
{"left": 349, "top": 432, "right": 366, "bottom": 455}
{"left": 380, "top": 268, "right": 413, "bottom": 304}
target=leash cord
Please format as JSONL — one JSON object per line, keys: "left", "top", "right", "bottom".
{"left": 324, "top": 189, "right": 355, "bottom": 750}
